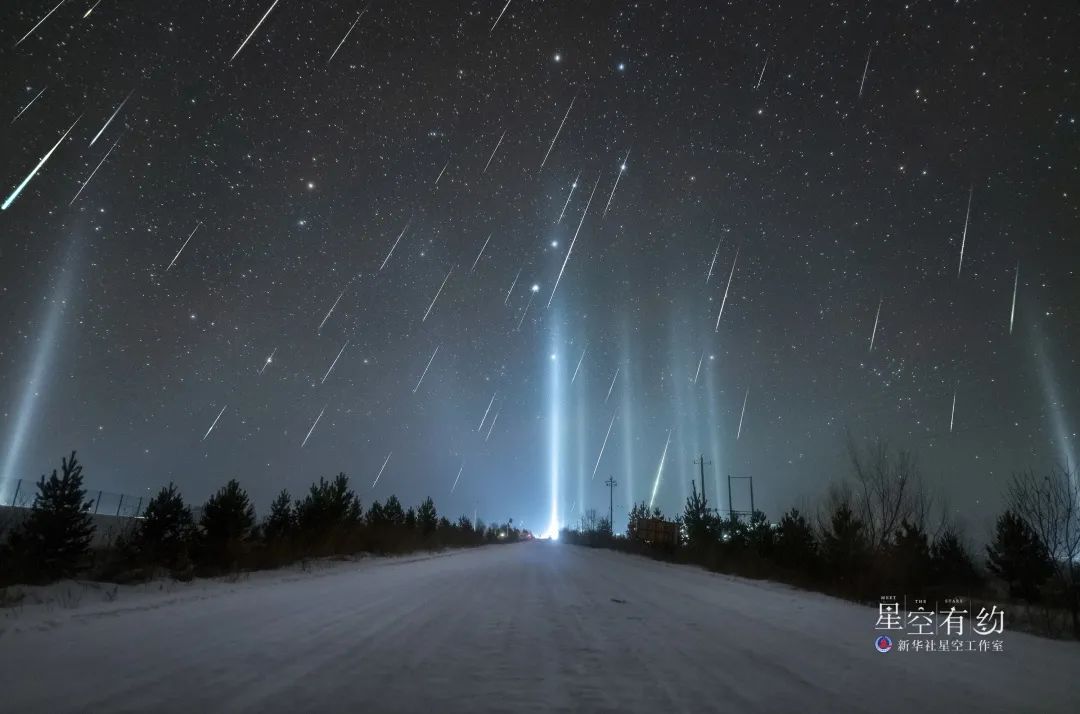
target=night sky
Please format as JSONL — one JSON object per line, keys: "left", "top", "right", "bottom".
{"left": 1, "top": 1, "right": 1077, "bottom": 536}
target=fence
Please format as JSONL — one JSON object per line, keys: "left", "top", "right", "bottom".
{"left": 4, "top": 479, "right": 147, "bottom": 518}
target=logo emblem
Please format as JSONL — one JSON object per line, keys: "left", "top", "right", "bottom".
{"left": 875, "top": 635, "right": 893, "bottom": 653}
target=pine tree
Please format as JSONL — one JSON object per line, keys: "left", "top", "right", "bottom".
{"left": 138, "top": 483, "right": 196, "bottom": 570}
{"left": 263, "top": 489, "right": 295, "bottom": 541}
{"left": 627, "top": 502, "right": 651, "bottom": 541}
{"left": 383, "top": 495, "right": 405, "bottom": 527}
{"left": 8, "top": 451, "right": 95, "bottom": 581}
{"left": 437, "top": 516, "right": 451, "bottom": 531}
{"left": 417, "top": 497, "right": 438, "bottom": 536}
{"left": 200, "top": 479, "right": 255, "bottom": 563}
{"left": 366, "top": 500, "right": 387, "bottom": 527}
{"left": 986, "top": 510, "right": 1053, "bottom": 601}
{"left": 404, "top": 507, "right": 417, "bottom": 530}
{"left": 747, "top": 510, "right": 774, "bottom": 556}
{"left": 774, "top": 508, "right": 818, "bottom": 571}
{"left": 456, "top": 515, "right": 474, "bottom": 533}
{"left": 931, "top": 527, "right": 981, "bottom": 589}
{"left": 821, "top": 502, "right": 868, "bottom": 583}
{"left": 890, "top": 519, "right": 931, "bottom": 592}
{"left": 682, "top": 482, "right": 715, "bottom": 549}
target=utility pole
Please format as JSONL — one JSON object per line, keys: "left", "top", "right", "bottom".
{"left": 693, "top": 454, "right": 711, "bottom": 507}
{"left": 604, "top": 476, "right": 617, "bottom": 531}
{"left": 727, "top": 474, "right": 755, "bottom": 522}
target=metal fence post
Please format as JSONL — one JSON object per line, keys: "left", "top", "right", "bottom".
{"left": 94, "top": 489, "right": 103, "bottom": 515}
{"left": 10, "top": 479, "right": 21, "bottom": 507}
{"left": 115, "top": 494, "right": 124, "bottom": 517}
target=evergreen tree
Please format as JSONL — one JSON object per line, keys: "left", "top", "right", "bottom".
{"left": 138, "top": 483, "right": 196, "bottom": 570}
{"left": 890, "top": 519, "right": 932, "bottom": 592}
{"left": 263, "top": 489, "right": 295, "bottom": 541}
{"left": 986, "top": 510, "right": 1053, "bottom": 601}
{"left": 821, "top": 502, "right": 869, "bottom": 583}
{"left": 627, "top": 502, "right": 651, "bottom": 541}
{"left": 437, "top": 516, "right": 452, "bottom": 531}
{"left": 456, "top": 515, "right": 474, "bottom": 533}
{"left": 404, "top": 507, "right": 417, "bottom": 530}
{"left": 7, "top": 451, "right": 95, "bottom": 581}
{"left": 417, "top": 497, "right": 438, "bottom": 535}
{"left": 746, "top": 510, "right": 774, "bottom": 556}
{"left": 774, "top": 508, "right": 818, "bottom": 570}
{"left": 931, "top": 527, "right": 981, "bottom": 589}
{"left": 682, "top": 482, "right": 715, "bottom": 549}
{"left": 200, "top": 479, "right": 255, "bottom": 563}
{"left": 296, "top": 473, "right": 362, "bottom": 536}
{"left": 366, "top": 500, "right": 387, "bottom": 528}
{"left": 383, "top": 495, "right": 405, "bottom": 527}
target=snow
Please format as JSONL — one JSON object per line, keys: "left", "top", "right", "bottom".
{"left": 1, "top": 543, "right": 1078, "bottom": 713}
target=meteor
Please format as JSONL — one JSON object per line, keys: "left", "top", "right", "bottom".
{"left": 602, "top": 148, "right": 631, "bottom": 218}
{"left": 858, "top": 48, "right": 872, "bottom": 98}
{"left": 321, "top": 340, "right": 349, "bottom": 384}
{"left": 70, "top": 131, "right": 123, "bottom": 205}
{"left": 15, "top": 0, "right": 66, "bottom": 47}
{"left": 327, "top": 9, "right": 366, "bottom": 66}
{"left": 869, "top": 296, "right": 882, "bottom": 352}
{"left": 318, "top": 284, "right": 348, "bottom": 332}
{"left": 490, "top": 0, "right": 513, "bottom": 33}
{"left": 483, "top": 130, "right": 506, "bottom": 173}
{"left": 557, "top": 170, "right": 581, "bottom": 223}
{"left": 301, "top": 405, "right": 327, "bottom": 448}
{"left": 478, "top": 391, "right": 496, "bottom": 431}
{"left": 2, "top": 115, "right": 81, "bottom": 211}
{"left": 83, "top": 0, "right": 102, "bottom": 18}
{"left": 548, "top": 173, "right": 600, "bottom": 308}
{"left": 413, "top": 345, "right": 440, "bottom": 393}
{"left": 470, "top": 233, "right": 492, "bottom": 273}
{"left": 450, "top": 462, "right": 464, "bottom": 493}
{"left": 422, "top": 266, "right": 454, "bottom": 322}
{"left": 540, "top": 96, "right": 575, "bottom": 168}
{"left": 571, "top": 347, "right": 586, "bottom": 384}
{"left": 949, "top": 386, "right": 957, "bottom": 432}
{"left": 230, "top": 0, "right": 281, "bottom": 63}
{"left": 89, "top": 89, "right": 133, "bottom": 146}
{"left": 714, "top": 246, "right": 739, "bottom": 331}
{"left": 379, "top": 218, "right": 410, "bottom": 271}
{"left": 484, "top": 410, "right": 500, "bottom": 442}
{"left": 648, "top": 428, "right": 673, "bottom": 509}
{"left": 516, "top": 284, "right": 539, "bottom": 330}
{"left": 202, "top": 405, "right": 228, "bottom": 441}
{"left": 591, "top": 410, "right": 617, "bottom": 480}
{"left": 693, "top": 349, "right": 704, "bottom": 384}
{"left": 737, "top": 386, "right": 749, "bottom": 439}
{"left": 434, "top": 158, "right": 450, "bottom": 186}
{"left": 11, "top": 87, "right": 46, "bottom": 124}
{"left": 372, "top": 451, "right": 391, "bottom": 488}
{"left": 504, "top": 267, "right": 522, "bottom": 305}
{"left": 165, "top": 221, "right": 202, "bottom": 272}
{"left": 258, "top": 347, "right": 277, "bottom": 374}
{"left": 605, "top": 366, "right": 620, "bottom": 403}
{"left": 1009, "top": 262, "right": 1019, "bottom": 334}
{"left": 705, "top": 239, "right": 720, "bottom": 284}
{"left": 957, "top": 186, "right": 973, "bottom": 277}
{"left": 755, "top": 55, "right": 768, "bottom": 89}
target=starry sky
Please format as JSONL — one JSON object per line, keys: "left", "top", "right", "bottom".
{"left": 0, "top": 1, "right": 1077, "bottom": 536}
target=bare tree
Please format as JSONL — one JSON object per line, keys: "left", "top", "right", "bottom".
{"left": 1008, "top": 466, "right": 1080, "bottom": 637}
{"left": 846, "top": 437, "right": 935, "bottom": 550}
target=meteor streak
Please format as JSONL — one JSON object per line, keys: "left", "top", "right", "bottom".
{"left": 714, "top": 247, "right": 739, "bottom": 331}
{"left": 202, "top": 405, "right": 227, "bottom": 441}
{"left": 540, "top": 96, "right": 575, "bottom": 168}
{"left": 230, "top": 0, "right": 281, "bottom": 63}
{"left": 869, "top": 296, "right": 882, "bottom": 352}
{"left": 450, "top": 462, "right": 464, "bottom": 493}
{"left": 858, "top": 48, "right": 872, "bottom": 98}
{"left": 490, "top": 0, "right": 513, "bottom": 32}
{"left": 89, "top": 89, "right": 133, "bottom": 146}
{"left": 1009, "top": 262, "right": 1019, "bottom": 334}
{"left": 83, "top": 0, "right": 102, "bottom": 18}
{"left": 483, "top": 130, "right": 506, "bottom": 173}
{"left": 413, "top": 345, "right": 440, "bottom": 393}
{"left": 2, "top": 115, "right": 80, "bottom": 211}
{"left": 602, "top": 148, "right": 631, "bottom": 218}
{"left": 737, "top": 386, "right": 749, "bottom": 439}
{"left": 70, "top": 131, "right": 123, "bottom": 205}
{"left": 478, "top": 391, "right": 496, "bottom": 431}
{"left": 705, "top": 240, "right": 720, "bottom": 284}
{"left": 301, "top": 405, "right": 326, "bottom": 448}
{"left": 516, "top": 284, "right": 539, "bottom": 330}
{"left": 15, "top": 0, "right": 66, "bottom": 47}
{"left": 557, "top": 170, "right": 581, "bottom": 223}
{"left": 470, "top": 233, "right": 492, "bottom": 273}
{"left": 484, "top": 410, "right": 500, "bottom": 441}
{"left": 318, "top": 285, "right": 348, "bottom": 332}
{"left": 165, "top": 221, "right": 202, "bottom": 272}
{"left": 571, "top": 347, "right": 586, "bottom": 384}
{"left": 591, "top": 411, "right": 617, "bottom": 480}
{"left": 327, "top": 9, "right": 366, "bottom": 65}
{"left": 958, "top": 186, "right": 973, "bottom": 277}
{"left": 504, "top": 268, "right": 521, "bottom": 305}
{"left": 321, "top": 340, "right": 349, "bottom": 384}
{"left": 693, "top": 350, "right": 704, "bottom": 384}
{"left": 372, "top": 451, "right": 391, "bottom": 488}
{"left": 379, "top": 218, "right": 410, "bottom": 271}
{"left": 949, "top": 386, "right": 957, "bottom": 432}
{"left": 756, "top": 55, "right": 768, "bottom": 89}
{"left": 605, "top": 367, "right": 620, "bottom": 403}
{"left": 258, "top": 347, "right": 277, "bottom": 374}
{"left": 648, "top": 428, "right": 673, "bottom": 509}
{"left": 548, "top": 173, "right": 600, "bottom": 308}
{"left": 11, "top": 87, "right": 46, "bottom": 123}
{"left": 423, "top": 266, "right": 454, "bottom": 322}
{"left": 434, "top": 158, "right": 450, "bottom": 186}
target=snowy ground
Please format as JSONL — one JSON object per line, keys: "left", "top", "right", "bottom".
{"left": 1, "top": 542, "right": 1077, "bottom": 713}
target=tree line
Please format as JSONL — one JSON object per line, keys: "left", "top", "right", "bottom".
{"left": 562, "top": 440, "right": 1080, "bottom": 640}
{"left": 0, "top": 451, "right": 522, "bottom": 587}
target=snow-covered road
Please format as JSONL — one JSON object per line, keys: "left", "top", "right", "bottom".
{"left": 2, "top": 542, "right": 1078, "bottom": 713}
